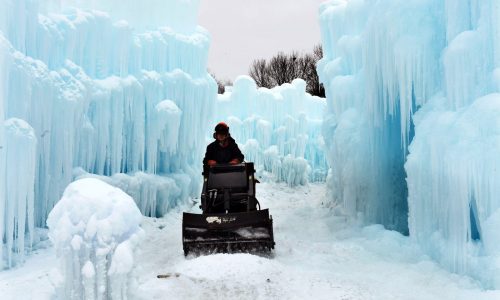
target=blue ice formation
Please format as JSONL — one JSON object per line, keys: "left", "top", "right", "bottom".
{"left": 215, "top": 76, "right": 327, "bottom": 186}
{"left": 47, "top": 178, "right": 144, "bottom": 299}
{"left": 41, "top": 0, "right": 201, "bottom": 33}
{"left": 0, "top": 0, "right": 215, "bottom": 268}
{"left": 2, "top": 118, "right": 36, "bottom": 268}
{"left": 319, "top": 0, "right": 500, "bottom": 287}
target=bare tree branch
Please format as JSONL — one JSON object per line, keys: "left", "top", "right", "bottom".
{"left": 247, "top": 44, "right": 325, "bottom": 97}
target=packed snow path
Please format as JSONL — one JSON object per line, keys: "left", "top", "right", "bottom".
{"left": 133, "top": 183, "right": 498, "bottom": 300}
{"left": 1, "top": 183, "right": 499, "bottom": 299}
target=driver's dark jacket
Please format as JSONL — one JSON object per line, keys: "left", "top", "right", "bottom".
{"left": 203, "top": 136, "right": 244, "bottom": 165}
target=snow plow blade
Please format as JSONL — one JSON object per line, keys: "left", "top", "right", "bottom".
{"left": 182, "top": 209, "right": 275, "bottom": 255}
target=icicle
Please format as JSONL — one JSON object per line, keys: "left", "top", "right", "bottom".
{"left": 3, "top": 118, "right": 36, "bottom": 268}
{"left": 0, "top": 37, "right": 6, "bottom": 270}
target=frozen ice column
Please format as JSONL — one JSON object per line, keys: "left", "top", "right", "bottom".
{"left": 0, "top": 38, "right": 5, "bottom": 269}
{"left": 47, "top": 178, "right": 144, "bottom": 299}
{"left": 1, "top": 118, "right": 36, "bottom": 269}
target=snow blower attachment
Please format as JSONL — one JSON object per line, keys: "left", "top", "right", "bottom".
{"left": 182, "top": 163, "right": 275, "bottom": 255}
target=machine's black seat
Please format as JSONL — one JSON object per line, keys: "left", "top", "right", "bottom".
{"left": 207, "top": 165, "right": 248, "bottom": 191}
{"left": 201, "top": 163, "right": 258, "bottom": 213}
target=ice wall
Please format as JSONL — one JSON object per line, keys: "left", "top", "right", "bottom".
{"left": 0, "top": 0, "right": 216, "bottom": 268}
{"left": 41, "top": 0, "right": 201, "bottom": 32}
{"left": 216, "top": 76, "right": 327, "bottom": 186}
{"left": 0, "top": 36, "right": 5, "bottom": 268}
{"left": 319, "top": 0, "right": 500, "bottom": 287}
{"left": 406, "top": 1, "right": 500, "bottom": 287}
{"left": 47, "top": 178, "right": 144, "bottom": 299}
{"left": 1, "top": 36, "right": 38, "bottom": 269}
{"left": 318, "top": 0, "right": 442, "bottom": 232}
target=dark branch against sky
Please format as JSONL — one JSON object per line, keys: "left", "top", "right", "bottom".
{"left": 199, "top": 0, "right": 324, "bottom": 80}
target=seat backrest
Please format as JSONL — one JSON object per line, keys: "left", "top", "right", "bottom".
{"left": 206, "top": 164, "right": 248, "bottom": 190}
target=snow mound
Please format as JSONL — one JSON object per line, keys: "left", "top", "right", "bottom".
{"left": 47, "top": 178, "right": 144, "bottom": 299}
{"left": 74, "top": 168, "right": 191, "bottom": 218}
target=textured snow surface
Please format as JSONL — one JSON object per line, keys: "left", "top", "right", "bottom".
{"left": 215, "top": 76, "right": 327, "bottom": 186}
{"left": 319, "top": 0, "right": 500, "bottom": 286}
{"left": 2, "top": 183, "right": 499, "bottom": 299}
{"left": 47, "top": 178, "right": 144, "bottom": 299}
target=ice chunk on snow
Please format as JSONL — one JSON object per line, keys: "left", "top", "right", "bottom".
{"left": 280, "top": 155, "right": 309, "bottom": 187}
{"left": 47, "top": 178, "right": 144, "bottom": 299}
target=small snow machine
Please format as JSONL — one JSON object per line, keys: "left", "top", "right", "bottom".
{"left": 182, "top": 162, "right": 275, "bottom": 256}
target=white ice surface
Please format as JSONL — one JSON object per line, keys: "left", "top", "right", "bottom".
{"left": 2, "top": 183, "right": 498, "bottom": 299}
{"left": 47, "top": 178, "right": 144, "bottom": 299}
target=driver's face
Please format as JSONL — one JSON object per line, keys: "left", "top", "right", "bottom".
{"left": 216, "top": 133, "right": 227, "bottom": 142}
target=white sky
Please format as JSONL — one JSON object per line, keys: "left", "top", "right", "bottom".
{"left": 198, "top": 0, "right": 325, "bottom": 81}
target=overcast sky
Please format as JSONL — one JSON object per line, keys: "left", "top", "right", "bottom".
{"left": 198, "top": 0, "right": 324, "bottom": 80}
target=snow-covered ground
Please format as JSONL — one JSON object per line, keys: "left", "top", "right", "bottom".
{"left": 1, "top": 182, "right": 499, "bottom": 299}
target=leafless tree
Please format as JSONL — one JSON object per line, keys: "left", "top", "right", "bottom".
{"left": 248, "top": 44, "right": 325, "bottom": 97}
{"left": 313, "top": 44, "right": 323, "bottom": 61}
{"left": 209, "top": 70, "right": 232, "bottom": 94}
{"left": 307, "top": 45, "right": 325, "bottom": 97}
{"left": 268, "top": 52, "right": 290, "bottom": 86}
{"left": 249, "top": 59, "right": 272, "bottom": 88}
